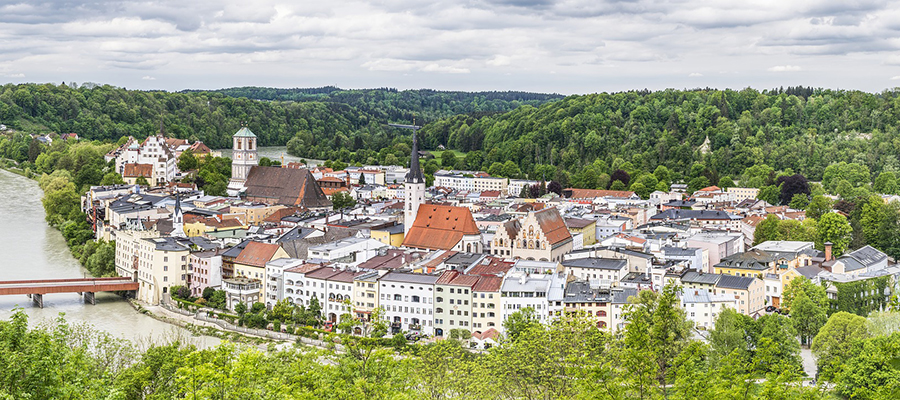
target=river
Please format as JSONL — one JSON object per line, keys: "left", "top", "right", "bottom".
{"left": 0, "top": 169, "right": 220, "bottom": 347}
{"left": 216, "top": 146, "right": 322, "bottom": 166}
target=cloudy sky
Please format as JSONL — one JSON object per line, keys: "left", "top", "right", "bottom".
{"left": 1, "top": 0, "right": 900, "bottom": 94}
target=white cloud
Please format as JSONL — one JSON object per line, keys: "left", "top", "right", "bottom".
{"left": 891, "top": 75, "right": 900, "bottom": 80}
{"left": 420, "top": 63, "right": 470, "bottom": 74}
{"left": 0, "top": 0, "right": 898, "bottom": 92}
{"left": 768, "top": 65, "right": 803, "bottom": 72}
{"left": 142, "top": 75, "right": 156, "bottom": 80}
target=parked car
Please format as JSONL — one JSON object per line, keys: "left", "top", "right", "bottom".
{"left": 765, "top": 305, "right": 776, "bottom": 312}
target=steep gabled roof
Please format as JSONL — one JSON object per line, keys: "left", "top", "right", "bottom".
{"left": 564, "top": 188, "right": 636, "bottom": 199}
{"left": 533, "top": 207, "right": 572, "bottom": 246}
{"left": 123, "top": 163, "right": 153, "bottom": 178}
{"left": 402, "top": 204, "right": 480, "bottom": 250}
{"left": 243, "top": 166, "right": 332, "bottom": 208}
{"left": 234, "top": 241, "right": 283, "bottom": 268}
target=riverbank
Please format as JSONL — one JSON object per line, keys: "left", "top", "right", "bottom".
{"left": 130, "top": 299, "right": 344, "bottom": 351}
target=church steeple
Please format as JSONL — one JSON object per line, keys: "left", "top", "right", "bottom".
{"left": 171, "top": 193, "right": 186, "bottom": 238}
{"left": 406, "top": 132, "right": 425, "bottom": 184}
{"left": 404, "top": 128, "right": 426, "bottom": 237}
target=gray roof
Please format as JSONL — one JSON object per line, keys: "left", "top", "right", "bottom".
{"left": 681, "top": 271, "right": 722, "bottom": 285}
{"left": 651, "top": 209, "right": 737, "bottom": 221}
{"left": 562, "top": 258, "right": 627, "bottom": 271}
{"left": 612, "top": 288, "right": 639, "bottom": 304}
{"left": 839, "top": 245, "right": 888, "bottom": 271}
{"left": 661, "top": 246, "right": 701, "bottom": 257}
{"left": 144, "top": 237, "right": 190, "bottom": 252}
{"left": 277, "top": 226, "right": 319, "bottom": 243}
{"left": 562, "top": 281, "right": 614, "bottom": 303}
{"left": 716, "top": 275, "right": 756, "bottom": 290}
{"left": 794, "top": 265, "right": 825, "bottom": 280}
{"left": 405, "top": 132, "right": 425, "bottom": 184}
{"left": 380, "top": 271, "right": 439, "bottom": 285}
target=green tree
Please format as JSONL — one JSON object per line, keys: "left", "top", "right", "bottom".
{"left": 791, "top": 291, "right": 827, "bottom": 347}
{"left": 177, "top": 148, "right": 198, "bottom": 171}
{"left": 788, "top": 193, "right": 809, "bottom": 209}
{"left": 332, "top": 191, "right": 357, "bottom": 211}
{"left": 806, "top": 195, "right": 833, "bottom": 220}
{"left": 502, "top": 307, "right": 539, "bottom": 341}
{"left": 753, "top": 214, "right": 782, "bottom": 245}
{"left": 718, "top": 175, "right": 735, "bottom": 189}
{"left": 812, "top": 311, "right": 869, "bottom": 381}
{"left": 816, "top": 212, "right": 853, "bottom": 257}
{"left": 874, "top": 171, "right": 899, "bottom": 194}
{"left": 758, "top": 184, "right": 781, "bottom": 204}
{"left": 440, "top": 150, "right": 456, "bottom": 167}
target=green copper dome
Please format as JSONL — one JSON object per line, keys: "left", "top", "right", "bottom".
{"left": 234, "top": 127, "right": 257, "bottom": 137}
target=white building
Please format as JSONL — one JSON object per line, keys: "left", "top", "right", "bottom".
{"left": 307, "top": 237, "right": 388, "bottom": 267}
{"left": 379, "top": 272, "right": 438, "bottom": 335}
{"left": 681, "top": 288, "right": 737, "bottom": 329}
{"left": 500, "top": 271, "right": 560, "bottom": 324}
{"left": 264, "top": 258, "right": 305, "bottom": 308}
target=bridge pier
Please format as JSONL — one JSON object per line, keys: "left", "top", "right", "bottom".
{"left": 32, "top": 293, "right": 43, "bottom": 308}
{"left": 84, "top": 292, "right": 95, "bottom": 305}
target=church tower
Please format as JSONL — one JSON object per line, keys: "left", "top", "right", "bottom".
{"left": 226, "top": 125, "right": 258, "bottom": 196}
{"left": 171, "top": 193, "right": 186, "bottom": 238}
{"left": 404, "top": 131, "right": 426, "bottom": 236}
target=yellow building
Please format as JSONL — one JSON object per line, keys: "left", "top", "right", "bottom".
{"left": 352, "top": 271, "right": 381, "bottom": 321}
{"left": 135, "top": 237, "right": 191, "bottom": 305}
{"left": 565, "top": 218, "right": 597, "bottom": 246}
{"left": 371, "top": 224, "right": 405, "bottom": 247}
{"left": 229, "top": 203, "right": 285, "bottom": 225}
{"left": 184, "top": 216, "right": 247, "bottom": 237}
{"left": 232, "top": 241, "right": 289, "bottom": 301}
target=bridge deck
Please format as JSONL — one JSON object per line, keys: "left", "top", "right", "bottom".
{"left": 0, "top": 277, "right": 139, "bottom": 295}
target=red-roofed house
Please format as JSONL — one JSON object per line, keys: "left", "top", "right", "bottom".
{"left": 122, "top": 163, "right": 154, "bottom": 185}
{"left": 434, "top": 270, "right": 482, "bottom": 337}
{"left": 402, "top": 204, "right": 483, "bottom": 253}
{"left": 491, "top": 207, "right": 573, "bottom": 262}
{"left": 232, "top": 241, "right": 289, "bottom": 300}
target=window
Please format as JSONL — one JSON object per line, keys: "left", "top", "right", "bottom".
{"left": 393, "top": 294, "right": 402, "bottom": 301}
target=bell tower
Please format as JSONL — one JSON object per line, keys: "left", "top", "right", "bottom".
{"left": 226, "top": 124, "right": 258, "bottom": 196}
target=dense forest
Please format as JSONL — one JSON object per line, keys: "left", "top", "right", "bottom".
{"left": 416, "top": 87, "right": 900, "bottom": 185}
{"left": 198, "top": 86, "right": 565, "bottom": 123}
{"left": 3, "top": 283, "right": 899, "bottom": 399}
{"left": 0, "top": 83, "right": 560, "bottom": 156}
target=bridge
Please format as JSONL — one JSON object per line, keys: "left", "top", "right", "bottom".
{"left": 0, "top": 277, "right": 139, "bottom": 308}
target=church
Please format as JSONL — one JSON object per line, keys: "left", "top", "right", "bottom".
{"left": 401, "top": 131, "right": 482, "bottom": 252}
{"left": 225, "top": 126, "right": 331, "bottom": 209}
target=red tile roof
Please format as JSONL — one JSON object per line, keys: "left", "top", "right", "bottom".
{"left": 473, "top": 276, "right": 504, "bottom": 292}
{"left": 565, "top": 188, "right": 635, "bottom": 199}
{"left": 402, "top": 205, "right": 480, "bottom": 250}
{"left": 244, "top": 166, "right": 331, "bottom": 208}
{"left": 234, "top": 241, "right": 283, "bottom": 268}
{"left": 534, "top": 208, "right": 572, "bottom": 246}
{"left": 123, "top": 163, "right": 153, "bottom": 178}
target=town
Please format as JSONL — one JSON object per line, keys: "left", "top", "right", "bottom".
{"left": 78, "top": 124, "right": 897, "bottom": 348}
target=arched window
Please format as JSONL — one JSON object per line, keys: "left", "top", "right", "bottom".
{"left": 596, "top": 310, "right": 607, "bottom": 317}
{"left": 597, "top": 321, "right": 607, "bottom": 328}
{"left": 436, "top": 308, "right": 444, "bottom": 313}
{"left": 236, "top": 139, "right": 241, "bottom": 150}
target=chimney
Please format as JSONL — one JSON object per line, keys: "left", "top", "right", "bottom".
{"left": 825, "top": 242, "right": 833, "bottom": 261}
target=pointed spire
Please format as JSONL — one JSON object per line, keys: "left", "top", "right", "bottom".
{"left": 406, "top": 129, "right": 425, "bottom": 184}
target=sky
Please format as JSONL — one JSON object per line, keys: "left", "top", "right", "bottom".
{"left": 1, "top": 0, "right": 900, "bottom": 94}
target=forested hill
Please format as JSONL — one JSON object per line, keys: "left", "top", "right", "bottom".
{"left": 417, "top": 87, "right": 900, "bottom": 186}
{"left": 0, "top": 83, "right": 560, "bottom": 152}
{"left": 193, "top": 86, "right": 565, "bottom": 122}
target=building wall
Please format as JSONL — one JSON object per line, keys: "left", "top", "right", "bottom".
{"left": 136, "top": 242, "right": 189, "bottom": 305}
{"left": 434, "top": 284, "right": 474, "bottom": 336}
{"left": 379, "top": 281, "right": 435, "bottom": 335}
{"left": 471, "top": 289, "right": 502, "bottom": 332}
